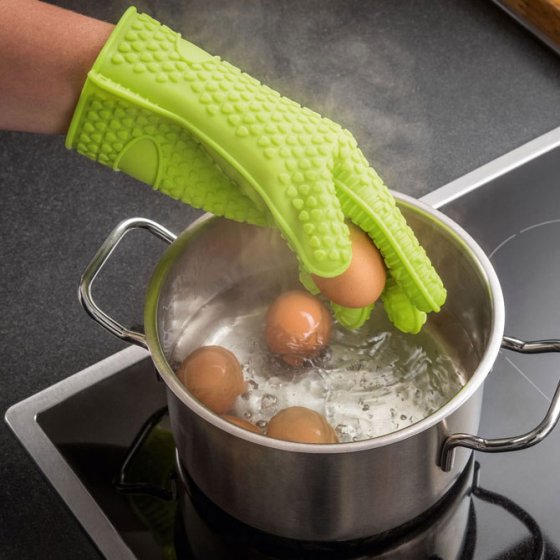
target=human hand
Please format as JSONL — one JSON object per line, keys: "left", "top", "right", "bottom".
{"left": 66, "top": 7, "right": 445, "bottom": 331}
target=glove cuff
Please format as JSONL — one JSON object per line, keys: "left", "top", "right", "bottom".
{"left": 66, "top": 7, "right": 213, "bottom": 162}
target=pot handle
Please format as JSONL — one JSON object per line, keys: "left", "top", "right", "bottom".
{"left": 439, "top": 336, "right": 560, "bottom": 472}
{"left": 79, "top": 217, "right": 177, "bottom": 350}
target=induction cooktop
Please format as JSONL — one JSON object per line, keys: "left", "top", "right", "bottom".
{"left": 7, "top": 126, "right": 560, "bottom": 559}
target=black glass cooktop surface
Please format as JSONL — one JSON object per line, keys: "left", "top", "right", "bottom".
{"left": 6, "top": 128, "right": 560, "bottom": 559}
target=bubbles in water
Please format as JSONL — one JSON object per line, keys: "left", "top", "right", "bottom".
{"left": 171, "top": 289, "right": 466, "bottom": 443}
{"left": 246, "top": 379, "right": 259, "bottom": 392}
{"left": 261, "top": 393, "right": 279, "bottom": 414}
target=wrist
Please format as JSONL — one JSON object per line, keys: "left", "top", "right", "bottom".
{"left": 0, "top": 0, "right": 113, "bottom": 134}
{"left": 55, "top": 19, "right": 114, "bottom": 134}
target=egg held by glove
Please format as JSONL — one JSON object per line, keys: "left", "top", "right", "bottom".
{"left": 176, "top": 346, "right": 245, "bottom": 414}
{"left": 312, "top": 224, "right": 386, "bottom": 308}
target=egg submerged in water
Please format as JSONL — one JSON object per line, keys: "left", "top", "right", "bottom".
{"left": 222, "top": 414, "right": 261, "bottom": 433}
{"left": 312, "top": 224, "right": 386, "bottom": 308}
{"left": 267, "top": 406, "right": 338, "bottom": 444}
{"left": 176, "top": 345, "right": 245, "bottom": 414}
{"left": 265, "top": 290, "right": 332, "bottom": 366}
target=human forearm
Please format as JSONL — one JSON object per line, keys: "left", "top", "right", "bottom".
{"left": 0, "top": 0, "right": 113, "bottom": 134}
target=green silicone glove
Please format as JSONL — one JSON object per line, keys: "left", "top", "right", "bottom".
{"left": 66, "top": 7, "right": 446, "bottom": 332}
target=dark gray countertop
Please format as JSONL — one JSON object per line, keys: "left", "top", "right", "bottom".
{"left": 1, "top": 1, "right": 559, "bottom": 558}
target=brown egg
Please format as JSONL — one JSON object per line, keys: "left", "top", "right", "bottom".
{"left": 267, "top": 406, "right": 338, "bottom": 444}
{"left": 176, "top": 346, "right": 245, "bottom": 414}
{"left": 222, "top": 415, "right": 261, "bottom": 433}
{"left": 312, "top": 224, "right": 386, "bottom": 308}
{"left": 265, "top": 290, "right": 332, "bottom": 366}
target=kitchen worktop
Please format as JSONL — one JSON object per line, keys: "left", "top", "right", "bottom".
{"left": 1, "top": 1, "right": 559, "bottom": 558}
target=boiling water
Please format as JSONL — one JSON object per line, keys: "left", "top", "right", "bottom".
{"left": 170, "top": 282, "right": 466, "bottom": 442}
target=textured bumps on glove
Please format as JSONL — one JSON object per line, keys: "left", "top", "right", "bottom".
{"left": 66, "top": 7, "right": 352, "bottom": 279}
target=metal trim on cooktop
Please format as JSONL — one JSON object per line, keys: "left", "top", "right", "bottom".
{"left": 5, "top": 124, "right": 560, "bottom": 559}
{"left": 5, "top": 346, "right": 149, "bottom": 560}
{"left": 421, "top": 125, "right": 560, "bottom": 208}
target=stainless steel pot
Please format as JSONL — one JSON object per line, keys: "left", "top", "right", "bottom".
{"left": 80, "top": 193, "right": 560, "bottom": 541}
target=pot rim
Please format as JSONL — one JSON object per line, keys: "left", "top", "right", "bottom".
{"left": 144, "top": 192, "right": 505, "bottom": 454}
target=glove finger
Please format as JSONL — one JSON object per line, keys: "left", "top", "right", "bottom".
{"left": 298, "top": 266, "right": 321, "bottom": 295}
{"left": 260, "top": 172, "right": 352, "bottom": 279}
{"left": 333, "top": 136, "right": 446, "bottom": 314}
{"left": 381, "top": 274, "right": 426, "bottom": 334}
{"left": 331, "top": 302, "right": 375, "bottom": 330}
